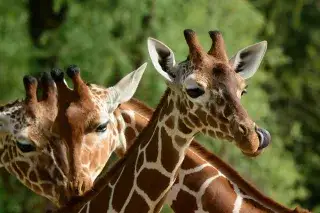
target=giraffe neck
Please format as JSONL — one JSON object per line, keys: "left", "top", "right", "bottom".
{"left": 117, "top": 99, "right": 295, "bottom": 213}
{"left": 108, "top": 89, "right": 195, "bottom": 213}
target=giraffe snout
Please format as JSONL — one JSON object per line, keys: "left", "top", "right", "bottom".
{"left": 240, "top": 127, "right": 271, "bottom": 157}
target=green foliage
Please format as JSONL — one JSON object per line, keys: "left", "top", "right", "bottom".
{"left": 251, "top": 0, "right": 320, "bottom": 211}
{"left": 0, "top": 0, "right": 317, "bottom": 212}
{"left": 0, "top": 1, "right": 31, "bottom": 102}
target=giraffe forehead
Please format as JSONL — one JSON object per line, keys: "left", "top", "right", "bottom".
{"left": 175, "top": 57, "right": 244, "bottom": 88}
{"left": 172, "top": 61, "right": 194, "bottom": 83}
{"left": 88, "top": 85, "right": 115, "bottom": 108}
{"left": 27, "top": 125, "right": 52, "bottom": 147}
{"left": 89, "top": 84, "right": 108, "bottom": 98}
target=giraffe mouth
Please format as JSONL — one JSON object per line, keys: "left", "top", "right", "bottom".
{"left": 256, "top": 127, "right": 271, "bottom": 150}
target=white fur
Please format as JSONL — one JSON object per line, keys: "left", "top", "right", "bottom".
{"left": 184, "top": 74, "right": 201, "bottom": 90}
{"left": 231, "top": 182, "right": 243, "bottom": 213}
{"left": 147, "top": 38, "right": 176, "bottom": 82}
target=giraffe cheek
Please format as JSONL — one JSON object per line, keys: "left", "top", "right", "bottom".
{"left": 88, "top": 147, "right": 105, "bottom": 174}
{"left": 81, "top": 152, "right": 90, "bottom": 166}
{"left": 84, "top": 134, "right": 96, "bottom": 147}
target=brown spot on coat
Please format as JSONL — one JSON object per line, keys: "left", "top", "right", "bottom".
{"left": 202, "top": 177, "right": 237, "bottom": 212}
{"left": 161, "top": 128, "right": 180, "bottom": 172}
{"left": 183, "top": 166, "right": 218, "bottom": 192}
{"left": 165, "top": 117, "right": 174, "bottom": 129}
{"left": 112, "top": 153, "right": 136, "bottom": 211}
{"left": 123, "top": 191, "right": 150, "bottom": 213}
{"left": 178, "top": 119, "right": 192, "bottom": 134}
{"left": 207, "top": 115, "right": 218, "bottom": 128}
{"left": 220, "top": 123, "right": 229, "bottom": 134}
{"left": 188, "top": 113, "right": 201, "bottom": 127}
{"left": 216, "top": 131, "right": 224, "bottom": 139}
{"left": 29, "top": 170, "right": 38, "bottom": 182}
{"left": 125, "top": 127, "right": 136, "bottom": 144}
{"left": 195, "top": 108, "right": 208, "bottom": 125}
{"left": 171, "top": 189, "right": 198, "bottom": 213}
{"left": 15, "top": 161, "right": 29, "bottom": 178}
{"left": 175, "top": 135, "right": 188, "bottom": 147}
{"left": 136, "top": 168, "right": 170, "bottom": 201}
{"left": 122, "top": 112, "right": 132, "bottom": 125}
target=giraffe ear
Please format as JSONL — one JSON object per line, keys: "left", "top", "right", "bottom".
{"left": 111, "top": 63, "right": 147, "bottom": 104}
{"left": 147, "top": 37, "right": 176, "bottom": 82}
{"left": 229, "top": 41, "right": 267, "bottom": 79}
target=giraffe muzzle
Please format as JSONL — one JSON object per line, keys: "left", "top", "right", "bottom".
{"left": 256, "top": 127, "right": 271, "bottom": 150}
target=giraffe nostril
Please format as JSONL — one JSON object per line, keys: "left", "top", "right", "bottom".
{"left": 238, "top": 124, "right": 247, "bottom": 135}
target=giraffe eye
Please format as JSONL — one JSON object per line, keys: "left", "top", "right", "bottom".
{"left": 186, "top": 88, "right": 205, "bottom": 98}
{"left": 96, "top": 122, "right": 109, "bottom": 133}
{"left": 17, "top": 141, "right": 36, "bottom": 153}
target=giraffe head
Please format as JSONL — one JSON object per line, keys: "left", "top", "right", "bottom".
{"left": 46, "top": 62, "right": 147, "bottom": 205}
{"left": 0, "top": 63, "right": 146, "bottom": 207}
{"left": 0, "top": 73, "right": 63, "bottom": 202}
{"left": 148, "top": 29, "right": 270, "bottom": 156}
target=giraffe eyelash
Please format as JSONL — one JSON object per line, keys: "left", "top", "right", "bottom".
{"left": 96, "top": 121, "right": 109, "bottom": 133}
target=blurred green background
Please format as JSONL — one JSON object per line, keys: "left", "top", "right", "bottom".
{"left": 0, "top": 0, "right": 319, "bottom": 212}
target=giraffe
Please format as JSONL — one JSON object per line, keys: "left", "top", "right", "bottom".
{"left": 0, "top": 63, "right": 147, "bottom": 207}
{"left": 53, "top": 29, "right": 274, "bottom": 213}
